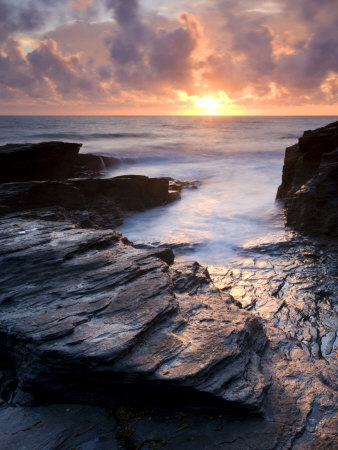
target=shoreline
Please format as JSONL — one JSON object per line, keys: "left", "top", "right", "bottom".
{"left": 0, "top": 123, "right": 337, "bottom": 449}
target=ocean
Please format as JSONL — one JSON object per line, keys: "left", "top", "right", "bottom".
{"left": 1, "top": 115, "right": 337, "bottom": 264}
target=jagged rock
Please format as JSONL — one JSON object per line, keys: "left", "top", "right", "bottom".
{"left": 0, "top": 141, "right": 118, "bottom": 182}
{"left": 276, "top": 121, "right": 338, "bottom": 236}
{"left": 0, "top": 175, "right": 179, "bottom": 228}
{"left": 1, "top": 219, "right": 337, "bottom": 449}
{"left": 0, "top": 218, "right": 268, "bottom": 414}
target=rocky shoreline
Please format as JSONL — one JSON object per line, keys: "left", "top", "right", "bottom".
{"left": 0, "top": 128, "right": 337, "bottom": 449}
{"left": 276, "top": 120, "right": 338, "bottom": 236}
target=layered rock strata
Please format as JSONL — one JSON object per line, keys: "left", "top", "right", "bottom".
{"left": 277, "top": 121, "right": 338, "bottom": 236}
{"left": 0, "top": 175, "right": 179, "bottom": 228}
{"left": 0, "top": 218, "right": 268, "bottom": 413}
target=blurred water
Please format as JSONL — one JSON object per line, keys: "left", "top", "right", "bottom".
{"left": 1, "top": 115, "right": 336, "bottom": 263}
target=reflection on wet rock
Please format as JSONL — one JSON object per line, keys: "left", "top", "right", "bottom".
{"left": 209, "top": 238, "right": 337, "bottom": 359}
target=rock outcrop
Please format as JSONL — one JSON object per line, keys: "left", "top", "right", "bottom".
{"left": 0, "top": 175, "right": 179, "bottom": 228}
{"left": 276, "top": 121, "right": 338, "bottom": 236}
{"left": 1, "top": 218, "right": 337, "bottom": 448}
{"left": 0, "top": 141, "right": 118, "bottom": 182}
{"left": 0, "top": 218, "right": 268, "bottom": 414}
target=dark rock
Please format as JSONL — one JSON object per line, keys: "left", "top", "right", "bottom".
{"left": 1, "top": 219, "right": 337, "bottom": 448}
{"left": 0, "top": 141, "right": 119, "bottom": 183}
{"left": 276, "top": 121, "right": 338, "bottom": 236}
{"left": 76, "top": 153, "right": 119, "bottom": 175}
{"left": 0, "top": 141, "right": 80, "bottom": 182}
{"left": 0, "top": 218, "right": 268, "bottom": 414}
{"left": 0, "top": 403, "right": 118, "bottom": 450}
{"left": 143, "top": 247, "right": 175, "bottom": 265}
{"left": 0, "top": 175, "right": 179, "bottom": 229}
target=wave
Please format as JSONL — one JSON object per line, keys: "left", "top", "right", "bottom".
{"left": 29, "top": 132, "right": 154, "bottom": 140}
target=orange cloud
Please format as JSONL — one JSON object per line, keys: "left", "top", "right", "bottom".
{"left": 0, "top": 0, "right": 337, "bottom": 115}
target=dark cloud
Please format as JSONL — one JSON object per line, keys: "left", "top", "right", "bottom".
{"left": 97, "top": 64, "right": 113, "bottom": 79}
{"left": 0, "top": 0, "right": 106, "bottom": 103}
{"left": 107, "top": 0, "right": 139, "bottom": 24}
{"left": 0, "top": 37, "right": 104, "bottom": 102}
{"left": 0, "top": 0, "right": 100, "bottom": 43}
{"left": 106, "top": 0, "right": 199, "bottom": 91}
{"left": 27, "top": 39, "right": 99, "bottom": 96}
{"left": 275, "top": 3, "right": 338, "bottom": 91}
{"left": 0, "top": 0, "right": 45, "bottom": 42}
{"left": 0, "top": 39, "right": 51, "bottom": 99}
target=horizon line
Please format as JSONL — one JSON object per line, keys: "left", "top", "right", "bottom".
{"left": 1, "top": 114, "right": 338, "bottom": 118}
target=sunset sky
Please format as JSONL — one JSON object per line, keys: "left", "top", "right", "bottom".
{"left": 0, "top": 0, "right": 337, "bottom": 115}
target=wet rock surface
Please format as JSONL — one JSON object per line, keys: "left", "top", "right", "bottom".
{"left": 0, "top": 218, "right": 268, "bottom": 413}
{"left": 0, "top": 135, "right": 337, "bottom": 449}
{"left": 207, "top": 238, "right": 338, "bottom": 449}
{"left": 210, "top": 238, "right": 338, "bottom": 361}
{"left": 276, "top": 121, "right": 338, "bottom": 236}
{"left": 0, "top": 141, "right": 118, "bottom": 182}
{"left": 0, "top": 218, "right": 337, "bottom": 449}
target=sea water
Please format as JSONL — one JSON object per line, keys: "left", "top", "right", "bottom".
{"left": 1, "top": 115, "right": 336, "bottom": 264}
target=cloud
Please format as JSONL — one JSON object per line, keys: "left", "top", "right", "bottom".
{"left": 197, "top": 0, "right": 338, "bottom": 103}
{"left": 0, "top": 0, "right": 100, "bottom": 43}
{"left": 27, "top": 39, "right": 97, "bottom": 95}
{"left": 0, "top": 37, "right": 106, "bottom": 103}
{"left": 274, "top": 1, "right": 338, "bottom": 91}
{"left": 0, "top": 0, "right": 337, "bottom": 112}
{"left": 105, "top": 1, "right": 200, "bottom": 91}
{"left": 0, "top": 0, "right": 46, "bottom": 42}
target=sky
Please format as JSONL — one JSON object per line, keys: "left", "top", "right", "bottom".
{"left": 0, "top": 0, "right": 337, "bottom": 115}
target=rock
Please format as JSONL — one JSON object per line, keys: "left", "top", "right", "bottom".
{"left": 210, "top": 238, "right": 338, "bottom": 362}
{"left": 0, "top": 403, "right": 118, "bottom": 450}
{"left": 1, "top": 131, "right": 336, "bottom": 449}
{"left": 276, "top": 121, "right": 338, "bottom": 236}
{"left": 0, "top": 141, "right": 118, "bottom": 182}
{"left": 76, "top": 153, "right": 119, "bottom": 174}
{"left": 0, "top": 175, "right": 179, "bottom": 228}
{"left": 1, "top": 219, "right": 337, "bottom": 448}
{"left": 0, "top": 218, "right": 268, "bottom": 414}
{"left": 168, "top": 178, "right": 202, "bottom": 192}
{"left": 208, "top": 238, "right": 338, "bottom": 449}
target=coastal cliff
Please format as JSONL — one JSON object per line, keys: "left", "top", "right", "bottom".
{"left": 277, "top": 120, "right": 338, "bottom": 236}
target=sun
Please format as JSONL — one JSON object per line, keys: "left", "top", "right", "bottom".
{"left": 193, "top": 96, "right": 220, "bottom": 115}
{"left": 175, "top": 90, "right": 241, "bottom": 115}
